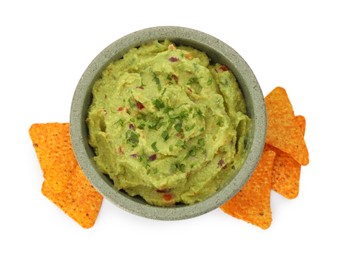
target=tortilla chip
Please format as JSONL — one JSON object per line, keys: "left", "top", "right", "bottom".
{"left": 42, "top": 165, "right": 103, "bottom": 228}
{"left": 265, "top": 87, "right": 309, "bottom": 166}
{"left": 271, "top": 115, "right": 306, "bottom": 199}
{"left": 29, "top": 123, "right": 77, "bottom": 193}
{"left": 30, "top": 123, "right": 103, "bottom": 228}
{"left": 294, "top": 115, "right": 306, "bottom": 138}
{"left": 220, "top": 148, "right": 276, "bottom": 229}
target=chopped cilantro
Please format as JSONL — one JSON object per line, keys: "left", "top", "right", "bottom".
{"left": 174, "top": 121, "right": 183, "bottom": 132}
{"left": 152, "top": 72, "right": 161, "bottom": 91}
{"left": 138, "top": 122, "right": 145, "bottom": 129}
{"left": 153, "top": 99, "right": 165, "bottom": 110}
{"left": 171, "top": 162, "right": 186, "bottom": 173}
{"left": 126, "top": 130, "right": 139, "bottom": 148}
{"left": 161, "top": 130, "right": 169, "bottom": 141}
{"left": 196, "top": 109, "right": 204, "bottom": 118}
{"left": 128, "top": 98, "right": 136, "bottom": 108}
{"left": 147, "top": 117, "right": 162, "bottom": 130}
{"left": 197, "top": 138, "right": 205, "bottom": 147}
{"left": 175, "top": 139, "right": 185, "bottom": 148}
{"left": 187, "top": 77, "right": 198, "bottom": 85}
{"left": 161, "top": 88, "right": 167, "bottom": 96}
{"left": 114, "top": 118, "right": 125, "bottom": 127}
{"left": 217, "top": 118, "right": 224, "bottom": 127}
{"left": 151, "top": 141, "right": 159, "bottom": 152}
{"left": 163, "top": 105, "right": 173, "bottom": 114}
{"left": 188, "top": 146, "right": 197, "bottom": 157}
{"left": 139, "top": 151, "right": 149, "bottom": 168}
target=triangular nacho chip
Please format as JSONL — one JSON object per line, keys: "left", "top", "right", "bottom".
{"left": 220, "top": 147, "right": 276, "bottom": 229}
{"left": 265, "top": 87, "right": 309, "bottom": 165}
{"left": 29, "top": 123, "right": 77, "bottom": 193}
{"left": 270, "top": 115, "right": 306, "bottom": 199}
{"left": 30, "top": 123, "right": 103, "bottom": 228}
{"left": 41, "top": 165, "right": 103, "bottom": 228}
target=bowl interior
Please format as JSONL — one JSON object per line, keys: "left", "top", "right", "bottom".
{"left": 70, "top": 26, "right": 266, "bottom": 220}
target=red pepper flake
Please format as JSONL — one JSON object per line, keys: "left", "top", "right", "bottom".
{"left": 136, "top": 86, "right": 144, "bottom": 90}
{"left": 117, "top": 106, "right": 124, "bottom": 111}
{"left": 136, "top": 101, "right": 145, "bottom": 110}
{"left": 216, "top": 65, "right": 229, "bottom": 73}
{"left": 168, "top": 57, "right": 179, "bottom": 62}
{"left": 163, "top": 193, "right": 173, "bottom": 201}
{"left": 218, "top": 159, "right": 225, "bottom": 168}
{"left": 149, "top": 154, "right": 157, "bottom": 161}
{"left": 172, "top": 74, "right": 179, "bottom": 83}
{"left": 220, "top": 65, "right": 229, "bottom": 71}
{"left": 129, "top": 123, "right": 135, "bottom": 130}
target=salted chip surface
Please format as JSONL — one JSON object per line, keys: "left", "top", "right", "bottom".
{"left": 265, "top": 87, "right": 309, "bottom": 166}
{"left": 271, "top": 115, "right": 306, "bottom": 199}
{"left": 220, "top": 148, "right": 276, "bottom": 229}
{"left": 30, "top": 123, "right": 103, "bottom": 228}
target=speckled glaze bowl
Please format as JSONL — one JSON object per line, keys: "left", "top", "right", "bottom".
{"left": 70, "top": 26, "right": 266, "bottom": 220}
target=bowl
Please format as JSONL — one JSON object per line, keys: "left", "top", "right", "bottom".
{"left": 70, "top": 26, "right": 266, "bottom": 220}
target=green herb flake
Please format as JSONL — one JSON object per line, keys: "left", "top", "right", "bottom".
{"left": 138, "top": 122, "right": 145, "bottom": 129}
{"left": 174, "top": 121, "right": 183, "bottom": 132}
{"left": 197, "top": 138, "right": 205, "bottom": 147}
{"left": 217, "top": 118, "right": 224, "bottom": 127}
{"left": 161, "top": 130, "right": 170, "bottom": 141}
{"left": 152, "top": 72, "right": 161, "bottom": 91}
{"left": 128, "top": 98, "right": 137, "bottom": 108}
{"left": 126, "top": 130, "right": 139, "bottom": 148}
{"left": 207, "top": 77, "right": 213, "bottom": 86}
{"left": 161, "top": 88, "right": 167, "bottom": 96}
{"left": 153, "top": 99, "right": 165, "bottom": 110}
{"left": 175, "top": 139, "right": 185, "bottom": 148}
{"left": 151, "top": 141, "right": 159, "bottom": 152}
{"left": 114, "top": 118, "right": 125, "bottom": 127}
{"left": 163, "top": 105, "right": 173, "bottom": 114}
{"left": 170, "top": 163, "right": 177, "bottom": 173}
{"left": 171, "top": 162, "right": 186, "bottom": 173}
{"left": 147, "top": 117, "right": 161, "bottom": 130}
{"left": 196, "top": 109, "right": 205, "bottom": 118}
{"left": 188, "top": 146, "right": 197, "bottom": 157}
{"left": 139, "top": 151, "right": 149, "bottom": 168}
{"left": 187, "top": 77, "right": 198, "bottom": 85}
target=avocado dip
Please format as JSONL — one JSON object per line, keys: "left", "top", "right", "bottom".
{"left": 87, "top": 40, "right": 251, "bottom": 206}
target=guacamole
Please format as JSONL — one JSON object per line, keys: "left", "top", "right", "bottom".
{"left": 87, "top": 40, "right": 251, "bottom": 206}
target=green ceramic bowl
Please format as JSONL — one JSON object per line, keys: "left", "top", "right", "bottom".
{"left": 70, "top": 26, "right": 266, "bottom": 220}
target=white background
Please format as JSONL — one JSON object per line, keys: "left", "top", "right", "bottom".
{"left": 1, "top": 0, "right": 343, "bottom": 259}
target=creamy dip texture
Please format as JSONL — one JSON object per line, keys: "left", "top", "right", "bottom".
{"left": 87, "top": 40, "right": 251, "bottom": 206}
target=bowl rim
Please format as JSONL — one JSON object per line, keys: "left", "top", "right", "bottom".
{"left": 70, "top": 26, "right": 266, "bottom": 220}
